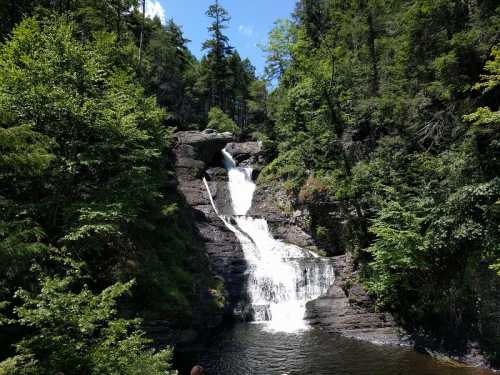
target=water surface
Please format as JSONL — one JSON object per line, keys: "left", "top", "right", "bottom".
{"left": 176, "top": 323, "right": 494, "bottom": 375}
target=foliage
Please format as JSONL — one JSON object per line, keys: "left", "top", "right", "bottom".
{"left": 262, "top": 0, "right": 500, "bottom": 360}
{"left": 0, "top": 9, "right": 225, "bottom": 371}
{"left": 207, "top": 106, "right": 239, "bottom": 134}
{"left": 0, "top": 17, "right": 170, "bottom": 270}
{"left": 261, "top": 19, "right": 296, "bottom": 81}
{"left": 0, "top": 258, "right": 176, "bottom": 375}
{"left": 196, "top": 1, "right": 266, "bottom": 132}
{"left": 464, "top": 45, "right": 500, "bottom": 126}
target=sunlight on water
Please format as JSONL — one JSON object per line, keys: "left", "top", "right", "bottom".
{"left": 222, "top": 149, "right": 255, "bottom": 215}
{"left": 203, "top": 148, "right": 335, "bottom": 333}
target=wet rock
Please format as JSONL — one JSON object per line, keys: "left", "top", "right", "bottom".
{"left": 250, "top": 166, "right": 263, "bottom": 180}
{"left": 212, "top": 181, "right": 234, "bottom": 216}
{"left": 248, "top": 184, "right": 318, "bottom": 252}
{"left": 271, "top": 222, "right": 316, "bottom": 249}
{"left": 225, "top": 142, "right": 267, "bottom": 176}
{"left": 248, "top": 184, "right": 289, "bottom": 223}
{"left": 305, "top": 254, "right": 405, "bottom": 345}
{"left": 205, "top": 167, "right": 228, "bottom": 181}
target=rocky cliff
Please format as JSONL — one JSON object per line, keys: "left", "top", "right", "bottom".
{"left": 170, "top": 130, "right": 498, "bottom": 370}
{"left": 173, "top": 130, "right": 404, "bottom": 345}
{"left": 174, "top": 130, "right": 247, "bottom": 317}
{"left": 248, "top": 171, "right": 405, "bottom": 345}
{"left": 305, "top": 253, "right": 403, "bottom": 345}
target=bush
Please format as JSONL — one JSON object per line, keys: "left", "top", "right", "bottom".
{"left": 207, "top": 106, "right": 239, "bottom": 134}
{"left": 1, "top": 258, "right": 177, "bottom": 375}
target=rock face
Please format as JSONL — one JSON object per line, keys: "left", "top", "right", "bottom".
{"left": 249, "top": 184, "right": 321, "bottom": 253}
{"left": 174, "top": 131, "right": 403, "bottom": 345}
{"left": 305, "top": 254, "right": 404, "bottom": 345}
{"left": 176, "top": 130, "right": 233, "bottom": 160}
{"left": 225, "top": 141, "right": 265, "bottom": 178}
{"left": 174, "top": 130, "right": 247, "bottom": 316}
{"left": 225, "top": 141, "right": 262, "bottom": 162}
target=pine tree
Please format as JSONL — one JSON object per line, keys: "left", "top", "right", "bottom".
{"left": 201, "top": 0, "right": 233, "bottom": 109}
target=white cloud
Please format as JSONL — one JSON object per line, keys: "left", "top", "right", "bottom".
{"left": 238, "top": 24, "right": 254, "bottom": 37}
{"left": 145, "top": 0, "right": 166, "bottom": 24}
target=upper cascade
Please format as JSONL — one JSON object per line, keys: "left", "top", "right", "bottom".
{"left": 221, "top": 149, "right": 255, "bottom": 216}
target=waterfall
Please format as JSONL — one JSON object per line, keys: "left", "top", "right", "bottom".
{"left": 204, "top": 148, "right": 335, "bottom": 333}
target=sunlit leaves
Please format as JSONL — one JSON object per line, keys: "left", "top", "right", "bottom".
{"left": 207, "top": 106, "right": 238, "bottom": 134}
{"left": 7, "top": 260, "right": 176, "bottom": 375}
{"left": 464, "top": 45, "right": 500, "bottom": 126}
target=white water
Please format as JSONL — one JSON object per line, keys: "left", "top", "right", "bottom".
{"left": 204, "top": 149, "right": 335, "bottom": 333}
{"left": 222, "top": 149, "right": 255, "bottom": 215}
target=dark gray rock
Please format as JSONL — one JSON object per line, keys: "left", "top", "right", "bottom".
{"left": 305, "top": 254, "right": 405, "bottom": 345}
{"left": 211, "top": 180, "right": 234, "bottom": 216}
{"left": 176, "top": 130, "right": 233, "bottom": 165}
{"left": 248, "top": 184, "right": 319, "bottom": 252}
{"left": 248, "top": 184, "right": 289, "bottom": 223}
{"left": 173, "top": 131, "right": 247, "bottom": 316}
{"left": 175, "top": 158, "right": 206, "bottom": 179}
{"left": 225, "top": 141, "right": 262, "bottom": 163}
{"left": 205, "top": 167, "right": 228, "bottom": 181}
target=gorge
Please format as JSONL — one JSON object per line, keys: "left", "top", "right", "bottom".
{"left": 173, "top": 130, "right": 497, "bottom": 374}
{"left": 1, "top": 1, "right": 499, "bottom": 374}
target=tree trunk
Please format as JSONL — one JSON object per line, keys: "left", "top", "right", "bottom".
{"left": 138, "top": 0, "right": 146, "bottom": 70}
{"left": 367, "top": 12, "right": 379, "bottom": 96}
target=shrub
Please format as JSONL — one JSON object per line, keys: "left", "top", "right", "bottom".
{"left": 207, "top": 106, "right": 239, "bottom": 134}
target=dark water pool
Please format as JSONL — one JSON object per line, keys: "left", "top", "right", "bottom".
{"left": 175, "top": 323, "right": 495, "bottom": 375}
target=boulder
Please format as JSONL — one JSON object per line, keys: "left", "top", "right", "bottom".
{"left": 305, "top": 254, "right": 405, "bottom": 345}
{"left": 225, "top": 141, "right": 262, "bottom": 164}
{"left": 176, "top": 130, "right": 233, "bottom": 165}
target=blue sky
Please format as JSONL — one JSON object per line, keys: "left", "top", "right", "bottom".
{"left": 144, "top": 0, "right": 296, "bottom": 76}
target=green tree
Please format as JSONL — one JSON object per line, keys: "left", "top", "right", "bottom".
{"left": 0, "top": 259, "right": 176, "bottom": 375}
{"left": 201, "top": 0, "right": 233, "bottom": 109}
{"left": 144, "top": 18, "right": 200, "bottom": 127}
{"left": 262, "top": 19, "right": 296, "bottom": 81}
{"left": 0, "top": 14, "right": 221, "bottom": 354}
{"left": 261, "top": 0, "right": 500, "bottom": 362}
{"left": 207, "top": 106, "right": 238, "bottom": 134}
{"left": 464, "top": 45, "right": 500, "bottom": 126}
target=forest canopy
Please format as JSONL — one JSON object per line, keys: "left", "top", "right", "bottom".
{"left": 0, "top": 0, "right": 268, "bottom": 373}
{"left": 258, "top": 0, "right": 500, "bottom": 363}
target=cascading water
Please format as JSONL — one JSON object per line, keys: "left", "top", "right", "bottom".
{"left": 203, "top": 148, "right": 335, "bottom": 333}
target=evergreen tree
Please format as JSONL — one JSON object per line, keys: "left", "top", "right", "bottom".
{"left": 0, "top": 258, "right": 176, "bottom": 375}
{"left": 201, "top": 0, "right": 233, "bottom": 109}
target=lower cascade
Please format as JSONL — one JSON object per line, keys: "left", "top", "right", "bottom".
{"left": 204, "top": 148, "right": 335, "bottom": 333}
